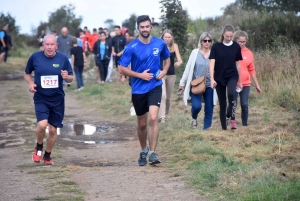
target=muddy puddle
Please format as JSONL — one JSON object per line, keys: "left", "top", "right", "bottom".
{"left": 52, "top": 123, "right": 111, "bottom": 136}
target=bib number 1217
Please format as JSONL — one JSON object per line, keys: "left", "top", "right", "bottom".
{"left": 41, "top": 75, "right": 59, "bottom": 88}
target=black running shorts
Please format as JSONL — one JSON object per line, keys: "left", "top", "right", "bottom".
{"left": 132, "top": 85, "right": 162, "bottom": 116}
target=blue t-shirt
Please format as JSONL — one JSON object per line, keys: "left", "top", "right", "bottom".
{"left": 77, "top": 38, "right": 83, "bottom": 47}
{"left": 25, "top": 52, "right": 73, "bottom": 101}
{"left": 100, "top": 43, "right": 105, "bottom": 60}
{"left": 118, "top": 37, "right": 170, "bottom": 94}
{"left": 0, "top": 31, "right": 4, "bottom": 38}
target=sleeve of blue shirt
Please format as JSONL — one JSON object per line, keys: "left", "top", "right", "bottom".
{"left": 160, "top": 42, "right": 170, "bottom": 60}
{"left": 25, "top": 55, "right": 34, "bottom": 74}
{"left": 0, "top": 31, "right": 5, "bottom": 39}
{"left": 118, "top": 47, "right": 132, "bottom": 67}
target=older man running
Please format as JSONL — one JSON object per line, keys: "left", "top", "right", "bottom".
{"left": 24, "top": 34, "right": 73, "bottom": 165}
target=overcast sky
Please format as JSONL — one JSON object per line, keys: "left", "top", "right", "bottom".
{"left": 2, "top": 0, "right": 234, "bottom": 34}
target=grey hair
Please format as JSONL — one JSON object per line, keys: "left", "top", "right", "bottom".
{"left": 233, "top": 30, "right": 248, "bottom": 41}
{"left": 198, "top": 32, "right": 212, "bottom": 49}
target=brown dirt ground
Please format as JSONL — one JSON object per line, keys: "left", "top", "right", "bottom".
{"left": 0, "top": 75, "right": 206, "bottom": 201}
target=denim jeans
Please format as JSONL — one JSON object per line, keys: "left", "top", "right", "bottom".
{"left": 190, "top": 87, "right": 214, "bottom": 130}
{"left": 231, "top": 86, "right": 250, "bottom": 126}
{"left": 74, "top": 65, "right": 84, "bottom": 88}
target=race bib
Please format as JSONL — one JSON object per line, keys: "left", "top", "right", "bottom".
{"left": 41, "top": 75, "right": 59, "bottom": 88}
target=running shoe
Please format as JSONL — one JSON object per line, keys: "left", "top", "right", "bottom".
{"left": 149, "top": 152, "right": 161, "bottom": 165}
{"left": 32, "top": 147, "right": 43, "bottom": 163}
{"left": 43, "top": 156, "right": 54, "bottom": 165}
{"left": 230, "top": 120, "right": 237, "bottom": 129}
{"left": 191, "top": 119, "right": 197, "bottom": 128}
{"left": 138, "top": 146, "right": 149, "bottom": 166}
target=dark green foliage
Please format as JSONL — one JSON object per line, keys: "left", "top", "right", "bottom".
{"left": 238, "top": 0, "right": 300, "bottom": 13}
{"left": 159, "top": 0, "right": 188, "bottom": 52}
{"left": 122, "top": 14, "right": 137, "bottom": 33}
{"left": 104, "top": 19, "right": 115, "bottom": 32}
{"left": 48, "top": 4, "right": 82, "bottom": 36}
{"left": 0, "top": 12, "right": 21, "bottom": 47}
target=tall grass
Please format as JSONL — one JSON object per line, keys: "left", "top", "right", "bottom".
{"left": 254, "top": 44, "right": 300, "bottom": 110}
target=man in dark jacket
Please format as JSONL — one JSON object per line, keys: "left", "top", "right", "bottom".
{"left": 112, "top": 25, "right": 126, "bottom": 81}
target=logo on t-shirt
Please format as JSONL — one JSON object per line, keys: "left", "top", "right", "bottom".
{"left": 153, "top": 48, "right": 159, "bottom": 56}
{"left": 53, "top": 64, "right": 60, "bottom": 68}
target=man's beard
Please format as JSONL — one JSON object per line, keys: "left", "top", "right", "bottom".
{"left": 140, "top": 31, "right": 150, "bottom": 38}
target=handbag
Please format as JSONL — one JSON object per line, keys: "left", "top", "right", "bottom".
{"left": 191, "top": 76, "right": 206, "bottom": 94}
{"left": 190, "top": 66, "right": 208, "bottom": 94}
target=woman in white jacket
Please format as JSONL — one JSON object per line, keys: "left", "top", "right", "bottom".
{"left": 178, "top": 32, "right": 214, "bottom": 129}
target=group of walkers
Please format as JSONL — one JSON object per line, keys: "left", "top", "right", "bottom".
{"left": 25, "top": 15, "right": 261, "bottom": 167}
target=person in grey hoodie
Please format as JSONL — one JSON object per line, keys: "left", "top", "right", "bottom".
{"left": 57, "top": 27, "right": 73, "bottom": 86}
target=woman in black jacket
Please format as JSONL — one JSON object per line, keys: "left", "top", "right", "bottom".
{"left": 93, "top": 31, "right": 112, "bottom": 83}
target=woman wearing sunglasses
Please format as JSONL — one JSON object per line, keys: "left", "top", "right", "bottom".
{"left": 178, "top": 32, "right": 214, "bottom": 129}
{"left": 209, "top": 24, "right": 243, "bottom": 130}
{"left": 229, "top": 30, "right": 261, "bottom": 127}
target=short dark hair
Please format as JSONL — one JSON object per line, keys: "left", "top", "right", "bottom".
{"left": 52, "top": 30, "right": 56, "bottom": 34}
{"left": 99, "top": 31, "right": 106, "bottom": 36}
{"left": 72, "top": 37, "right": 77, "bottom": 45}
{"left": 137, "top": 15, "right": 151, "bottom": 27}
{"left": 98, "top": 27, "right": 103, "bottom": 30}
{"left": 103, "top": 28, "right": 108, "bottom": 31}
{"left": 126, "top": 30, "right": 134, "bottom": 37}
{"left": 114, "top": 25, "right": 121, "bottom": 29}
{"left": 93, "top": 28, "right": 97, "bottom": 32}
{"left": 84, "top": 26, "right": 88, "bottom": 29}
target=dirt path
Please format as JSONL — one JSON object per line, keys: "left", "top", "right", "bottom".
{"left": 0, "top": 77, "right": 206, "bottom": 201}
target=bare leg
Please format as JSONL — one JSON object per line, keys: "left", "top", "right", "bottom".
{"left": 136, "top": 113, "right": 147, "bottom": 149}
{"left": 36, "top": 120, "right": 48, "bottom": 144}
{"left": 46, "top": 124, "right": 58, "bottom": 153}
{"left": 0, "top": 52, "right": 5, "bottom": 63}
{"left": 148, "top": 105, "right": 159, "bottom": 151}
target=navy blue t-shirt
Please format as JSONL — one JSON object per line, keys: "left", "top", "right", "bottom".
{"left": 25, "top": 52, "right": 73, "bottom": 101}
{"left": 118, "top": 37, "right": 170, "bottom": 94}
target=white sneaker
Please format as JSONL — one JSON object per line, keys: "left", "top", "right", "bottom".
{"left": 130, "top": 106, "right": 136, "bottom": 116}
{"left": 191, "top": 119, "right": 197, "bottom": 128}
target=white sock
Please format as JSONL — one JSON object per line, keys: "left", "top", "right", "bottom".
{"left": 148, "top": 151, "right": 154, "bottom": 155}
{"left": 140, "top": 146, "right": 148, "bottom": 153}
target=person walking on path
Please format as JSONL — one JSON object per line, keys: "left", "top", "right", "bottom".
{"left": 178, "top": 32, "right": 215, "bottom": 130}
{"left": 71, "top": 37, "right": 86, "bottom": 91}
{"left": 0, "top": 25, "right": 9, "bottom": 63}
{"left": 209, "top": 24, "right": 243, "bottom": 130}
{"left": 119, "top": 15, "right": 170, "bottom": 166}
{"left": 57, "top": 27, "right": 73, "bottom": 86}
{"left": 112, "top": 25, "right": 126, "bottom": 81}
{"left": 93, "top": 31, "right": 112, "bottom": 84}
{"left": 37, "top": 30, "right": 46, "bottom": 51}
{"left": 24, "top": 34, "right": 73, "bottom": 165}
{"left": 159, "top": 29, "right": 183, "bottom": 123}
{"left": 230, "top": 30, "right": 262, "bottom": 127}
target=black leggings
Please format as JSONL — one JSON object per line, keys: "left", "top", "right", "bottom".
{"left": 98, "top": 59, "right": 109, "bottom": 81}
{"left": 216, "top": 78, "right": 238, "bottom": 130}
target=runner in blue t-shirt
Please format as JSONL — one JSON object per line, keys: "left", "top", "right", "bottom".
{"left": 119, "top": 15, "right": 170, "bottom": 166}
{"left": 24, "top": 34, "right": 73, "bottom": 165}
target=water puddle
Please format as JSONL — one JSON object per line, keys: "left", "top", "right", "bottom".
{"left": 84, "top": 140, "right": 117, "bottom": 144}
{"left": 46, "top": 123, "right": 111, "bottom": 136}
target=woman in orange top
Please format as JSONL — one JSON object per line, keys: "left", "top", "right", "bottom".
{"left": 230, "top": 30, "right": 261, "bottom": 128}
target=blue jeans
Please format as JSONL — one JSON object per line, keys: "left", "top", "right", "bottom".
{"left": 190, "top": 87, "right": 214, "bottom": 130}
{"left": 74, "top": 65, "right": 84, "bottom": 88}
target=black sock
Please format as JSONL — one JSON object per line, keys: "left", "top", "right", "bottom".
{"left": 44, "top": 151, "right": 51, "bottom": 159}
{"left": 36, "top": 143, "right": 43, "bottom": 150}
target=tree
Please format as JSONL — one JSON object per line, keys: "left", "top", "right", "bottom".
{"left": 122, "top": 14, "right": 137, "bottom": 32}
{"left": 0, "top": 12, "right": 21, "bottom": 46}
{"left": 238, "top": 0, "right": 300, "bottom": 13}
{"left": 104, "top": 19, "right": 115, "bottom": 32}
{"left": 48, "top": 4, "right": 82, "bottom": 36}
{"left": 160, "top": 0, "right": 189, "bottom": 51}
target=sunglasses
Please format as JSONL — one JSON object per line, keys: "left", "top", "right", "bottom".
{"left": 202, "top": 40, "right": 212, "bottom": 43}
